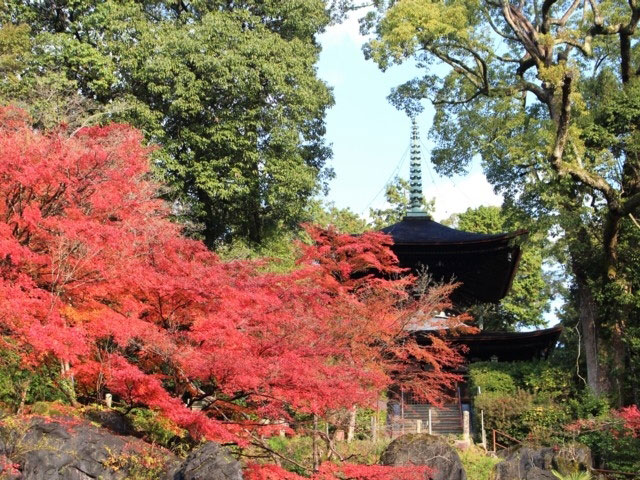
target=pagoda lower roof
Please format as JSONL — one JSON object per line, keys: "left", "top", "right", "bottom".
{"left": 415, "top": 325, "right": 563, "bottom": 362}
{"left": 381, "top": 216, "right": 527, "bottom": 304}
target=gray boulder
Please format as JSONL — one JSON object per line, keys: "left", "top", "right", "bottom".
{"left": 0, "top": 417, "right": 177, "bottom": 480}
{"left": 380, "top": 433, "right": 467, "bottom": 480}
{"left": 491, "top": 445, "right": 592, "bottom": 480}
{"left": 169, "top": 442, "right": 243, "bottom": 480}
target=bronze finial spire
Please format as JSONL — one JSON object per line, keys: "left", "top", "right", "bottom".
{"left": 405, "top": 117, "right": 429, "bottom": 218}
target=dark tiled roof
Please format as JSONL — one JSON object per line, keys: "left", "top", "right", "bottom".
{"left": 381, "top": 216, "right": 525, "bottom": 245}
{"left": 415, "top": 325, "right": 563, "bottom": 362}
{"left": 380, "top": 216, "right": 527, "bottom": 304}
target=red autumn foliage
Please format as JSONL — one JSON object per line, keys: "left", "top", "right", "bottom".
{"left": 566, "top": 405, "right": 640, "bottom": 440}
{"left": 245, "top": 462, "right": 432, "bottom": 480}
{"left": 0, "top": 107, "right": 468, "bottom": 452}
{"left": 617, "top": 405, "right": 640, "bottom": 437}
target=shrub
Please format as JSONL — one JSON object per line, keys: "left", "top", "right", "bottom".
{"left": 469, "top": 361, "right": 573, "bottom": 399}
{"left": 469, "top": 366, "right": 516, "bottom": 395}
{"left": 567, "top": 411, "right": 640, "bottom": 473}
{"left": 474, "top": 390, "right": 533, "bottom": 440}
{"left": 127, "top": 408, "right": 188, "bottom": 453}
{"left": 0, "top": 346, "right": 66, "bottom": 411}
{"left": 458, "top": 446, "right": 500, "bottom": 480}
{"left": 469, "top": 361, "right": 589, "bottom": 444}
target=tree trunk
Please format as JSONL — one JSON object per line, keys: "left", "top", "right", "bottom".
{"left": 312, "top": 414, "right": 319, "bottom": 472}
{"left": 60, "top": 360, "right": 80, "bottom": 407}
{"left": 576, "top": 276, "right": 606, "bottom": 395}
{"left": 573, "top": 263, "right": 611, "bottom": 396}
{"left": 347, "top": 406, "right": 356, "bottom": 443}
{"left": 17, "top": 379, "right": 31, "bottom": 414}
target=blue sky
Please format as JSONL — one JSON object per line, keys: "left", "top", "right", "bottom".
{"left": 316, "top": 14, "right": 502, "bottom": 222}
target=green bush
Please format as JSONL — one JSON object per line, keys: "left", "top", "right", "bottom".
{"left": 458, "top": 446, "right": 500, "bottom": 480}
{"left": 0, "top": 346, "right": 66, "bottom": 410}
{"left": 469, "top": 367, "right": 516, "bottom": 394}
{"left": 266, "top": 436, "right": 313, "bottom": 475}
{"left": 470, "top": 361, "right": 581, "bottom": 445}
{"left": 469, "top": 361, "right": 573, "bottom": 399}
{"left": 127, "top": 408, "right": 188, "bottom": 453}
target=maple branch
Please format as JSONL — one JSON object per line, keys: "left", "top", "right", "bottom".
{"left": 317, "top": 429, "right": 345, "bottom": 462}
{"left": 249, "top": 435, "right": 311, "bottom": 473}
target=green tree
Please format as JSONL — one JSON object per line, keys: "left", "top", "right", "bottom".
{"left": 0, "top": 0, "right": 334, "bottom": 248}
{"left": 447, "top": 206, "right": 551, "bottom": 330}
{"left": 217, "top": 200, "right": 369, "bottom": 272}
{"left": 363, "top": 0, "right": 640, "bottom": 401}
{"left": 307, "top": 200, "right": 370, "bottom": 234}
{"left": 369, "top": 177, "right": 434, "bottom": 229}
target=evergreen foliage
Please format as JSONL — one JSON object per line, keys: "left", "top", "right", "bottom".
{"left": 363, "top": 0, "right": 640, "bottom": 401}
{"left": 0, "top": 0, "right": 334, "bottom": 248}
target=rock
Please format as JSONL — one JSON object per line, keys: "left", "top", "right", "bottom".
{"left": 169, "top": 442, "right": 243, "bottom": 480}
{"left": 380, "top": 433, "right": 467, "bottom": 480}
{"left": 84, "top": 408, "right": 135, "bottom": 436}
{"left": 0, "top": 416, "right": 178, "bottom": 480}
{"left": 490, "top": 445, "right": 593, "bottom": 480}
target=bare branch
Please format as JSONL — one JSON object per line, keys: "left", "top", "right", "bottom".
{"left": 587, "top": 0, "right": 604, "bottom": 26}
{"left": 541, "top": 0, "right": 559, "bottom": 32}
{"left": 432, "top": 90, "right": 483, "bottom": 105}
{"left": 502, "top": 2, "right": 547, "bottom": 62}
{"left": 428, "top": 48, "right": 484, "bottom": 89}
{"left": 521, "top": 81, "right": 550, "bottom": 104}
{"left": 516, "top": 56, "right": 536, "bottom": 76}
{"left": 482, "top": 5, "right": 520, "bottom": 41}
{"left": 554, "top": 36, "right": 592, "bottom": 56}
{"left": 622, "top": 191, "right": 640, "bottom": 215}
{"left": 552, "top": 0, "right": 582, "bottom": 26}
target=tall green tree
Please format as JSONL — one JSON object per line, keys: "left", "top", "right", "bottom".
{"left": 0, "top": 0, "right": 334, "bottom": 247}
{"left": 447, "top": 205, "right": 551, "bottom": 330}
{"left": 363, "top": 0, "right": 640, "bottom": 400}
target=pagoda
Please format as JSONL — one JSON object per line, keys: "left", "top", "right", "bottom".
{"left": 381, "top": 119, "right": 525, "bottom": 306}
{"left": 383, "top": 119, "right": 562, "bottom": 437}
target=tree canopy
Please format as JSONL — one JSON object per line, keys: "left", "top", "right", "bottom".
{"left": 0, "top": 0, "right": 334, "bottom": 248}
{"left": 363, "top": 0, "right": 640, "bottom": 401}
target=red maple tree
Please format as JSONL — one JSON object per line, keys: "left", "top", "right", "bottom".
{"left": 0, "top": 107, "right": 468, "bottom": 476}
{"left": 618, "top": 405, "right": 640, "bottom": 437}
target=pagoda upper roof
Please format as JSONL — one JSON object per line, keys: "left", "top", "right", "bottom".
{"left": 381, "top": 216, "right": 527, "bottom": 305}
{"left": 381, "top": 216, "right": 525, "bottom": 245}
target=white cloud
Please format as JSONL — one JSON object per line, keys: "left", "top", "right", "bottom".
{"left": 428, "top": 173, "right": 503, "bottom": 221}
{"left": 319, "top": 10, "right": 369, "bottom": 47}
